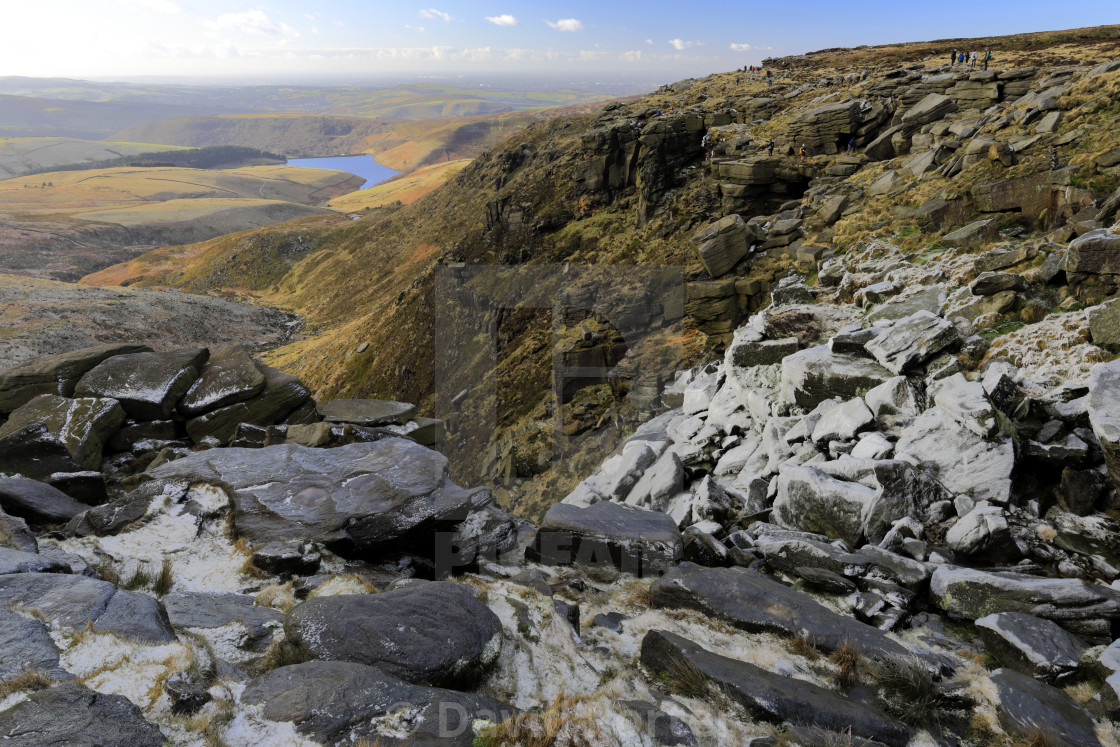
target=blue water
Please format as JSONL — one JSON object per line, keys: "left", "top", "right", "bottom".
{"left": 285, "top": 155, "right": 398, "bottom": 190}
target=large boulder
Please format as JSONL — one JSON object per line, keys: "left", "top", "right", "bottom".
{"left": 0, "top": 394, "right": 124, "bottom": 470}
{"left": 0, "top": 343, "right": 149, "bottom": 414}
{"left": 691, "top": 214, "right": 750, "bottom": 278}
{"left": 895, "top": 408, "right": 1014, "bottom": 504}
{"left": 184, "top": 363, "right": 310, "bottom": 444}
{"left": 945, "top": 506, "right": 1017, "bottom": 561}
{"left": 285, "top": 582, "right": 501, "bottom": 688}
{"left": 651, "top": 564, "right": 913, "bottom": 664}
{"left": 772, "top": 458, "right": 950, "bottom": 547}
{"left": 780, "top": 345, "right": 893, "bottom": 408}
{"left": 0, "top": 477, "right": 87, "bottom": 523}
{"left": 149, "top": 439, "right": 473, "bottom": 553}
{"left": 930, "top": 565, "right": 1120, "bottom": 640}
{"left": 0, "top": 573, "right": 174, "bottom": 642}
{"left": 177, "top": 343, "right": 265, "bottom": 416}
{"left": 163, "top": 591, "right": 282, "bottom": 647}
{"left": 1068, "top": 229, "right": 1120, "bottom": 276}
{"left": 530, "top": 500, "right": 682, "bottom": 577}
{"left": 74, "top": 347, "right": 208, "bottom": 420}
{"left": 241, "top": 660, "right": 513, "bottom": 747}
{"left": 0, "top": 683, "right": 165, "bottom": 746}
{"left": 989, "top": 668, "right": 1102, "bottom": 747}
{"left": 864, "top": 311, "right": 960, "bottom": 374}
{"left": 975, "top": 611, "right": 1083, "bottom": 683}
{"left": 0, "top": 424, "right": 84, "bottom": 483}
{"left": 0, "top": 548, "right": 67, "bottom": 575}
{"left": 641, "top": 629, "right": 909, "bottom": 746}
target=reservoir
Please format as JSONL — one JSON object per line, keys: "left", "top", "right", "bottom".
{"left": 285, "top": 155, "right": 398, "bottom": 190}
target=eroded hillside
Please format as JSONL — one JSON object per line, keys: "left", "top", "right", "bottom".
{"left": 88, "top": 24, "right": 1120, "bottom": 518}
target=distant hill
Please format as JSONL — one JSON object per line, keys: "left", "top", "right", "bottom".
{"left": 111, "top": 111, "right": 545, "bottom": 169}
{"left": 0, "top": 93, "right": 221, "bottom": 139}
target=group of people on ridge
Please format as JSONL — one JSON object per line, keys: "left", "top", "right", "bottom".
{"left": 951, "top": 48, "right": 994, "bottom": 70}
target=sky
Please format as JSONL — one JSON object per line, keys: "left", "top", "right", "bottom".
{"left": 2, "top": 1, "right": 1115, "bottom": 82}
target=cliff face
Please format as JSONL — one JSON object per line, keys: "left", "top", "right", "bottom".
{"left": 88, "top": 26, "right": 1120, "bottom": 515}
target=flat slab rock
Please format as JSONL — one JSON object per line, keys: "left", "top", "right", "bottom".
{"left": 317, "top": 398, "right": 417, "bottom": 426}
{"left": 990, "top": 668, "right": 1102, "bottom": 747}
{"left": 184, "top": 363, "right": 310, "bottom": 444}
{"left": 0, "top": 683, "right": 165, "bottom": 746}
{"left": 0, "top": 343, "right": 150, "bottom": 414}
{"left": 0, "top": 608, "right": 72, "bottom": 682}
{"left": 641, "top": 629, "right": 910, "bottom": 747}
{"left": 931, "top": 565, "right": 1120, "bottom": 634}
{"left": 242, "top": 660, "right": 513, "bottom": 746}
{"left": 0, "top": 547, "right": 67, "bottom": 575}
{"left": 74, "top": 347, "right": 208, "bottom": 420}
{"left": 531, "top": 499, "right": 683, "bottom": 577}
{"left": 285, "top": 581, "right": 501, "bottom": 688}
{"left": 163, "top": 591, "right": 282, "bottom": 642}
{"left": 0, "top": 477, "right": 88, "bottom": 524}
{"left": 651, "top": 563, "right": 913, "bottom": 664}
{"left": 0, "top": 572, "right": 175, "bottom": 643}
{"left": 147, "top": 439, "right": 474, "bottom": 553}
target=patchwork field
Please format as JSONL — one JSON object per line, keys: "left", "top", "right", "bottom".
{"left": 0, "top": 137, "right": 187, "bottom": 179}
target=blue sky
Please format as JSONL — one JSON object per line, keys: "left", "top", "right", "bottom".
{"left": 3, "top": 1, "right": 1115, "bottom": 81}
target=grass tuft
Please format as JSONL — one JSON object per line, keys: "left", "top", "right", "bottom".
{"left": 0, "top": 670, "right": 54, "bottom": 698}
{"left": 153, "top": 558, "right": 175, "bottom": 597}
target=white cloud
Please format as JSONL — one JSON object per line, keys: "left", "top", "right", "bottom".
{"left": 485, "top": 14, "right": 518, "bottom": 26}
{"left": 207, "top": 10, "right": 300, "bottom": 38}
{"left": 620, "top": 50, "right": 643, "bottom": 62}
{"left": 578, "top": 50, "right": 603, "bottom": 61}
{"left": 668, "top": 38, "right": 697, "bottom": 51}
{"left": 644, "top": 39, "right": 653, "bottom": 45}
{"left": 116, "top": 0, "right": 181, "bottom": 12}
{"left": 730, "top": 42, "right": 752, "bottom": 51}
{"left": 546, "top": 18, "right": 583, "bottom": 32}
{"left": 419, "top": 8, "right": 451, "bottom": 22}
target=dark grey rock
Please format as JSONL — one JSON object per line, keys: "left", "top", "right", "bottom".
{"left": 163, "top": 591, "right": 281, "bottom": 644}
{"left": 651, "top": 564, "right": 913, "bottom": 664}
{"left": 755, "top": 538, "right": 869, "bottom": 577}
{"left": 976, "top": 611, "right": 1083, "bottom": 683}
{"left": 530, "top": 500, "right": 683, "bottom": 577}
{"left": 593, "top": 611, "right": 627, "bottom": 633}
{"left": 1088, "top": 359, "right": 1120, "bottom": 494}
{"left": 971, "top": 272, "right": 1028, "bottom": 296}
{"left": 0, "top": 395, "right": 125, "bottom": 470}
{"left": 166, "top": 671, "right": 211, "bottom": 715}
{"left": 285, "top": 581, "right": 501, "bottom": 688}
{"left": 990, "top": 668, "right": 1101, "bottom": 747}
{"left": 148, "top": 439, "right": 475, "bottom": 554}
{"left": 0, "top": 683, "right": 165, "bottom": 746}
{"left": 622, "top": 699, "right": 697, "bottom": 746}
{"left": 0, "top": 507, "right": 37, "bottom": 553}
{"left": 0, "top": 609, "right": 71, "bottom": 682}
{"left": 864, "top": 311, "right": 961, "bottom": 374}
{"left": 178, "top": 344, "right": 265, "bottom": 416}
{"left": 0, "top": 477, "right": 87, "bottom": 524}
{"left": 0, "top": 424, "right": 83, "bottom": 483}
{"left": 252, "top": 541, "right": 321, "bottom": 576}
{"left": 0, "top": 344, "right": 150, "bottom": 414}
{"left": 0, "top": 548, "right": 67, "bottom": 575}
{"left": 74, "top": 347, "right": 208, "bottom": 420}
{"left": 641, "top": 629, "right": 910, "bottom": 747}
{"left": 185, "top": 363, "right": 310, "bottom": 444}
{"left": 0, "top": 573, "right": 174, "bottom": 643}
{"left": 241, "top": 660, "right": 513, "bottom": 747}
{"left": 65, "top": 479, "right": 189, "bottom": 537}
{"left": 726, "top": 337, "right": 799, "bottom": 368}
